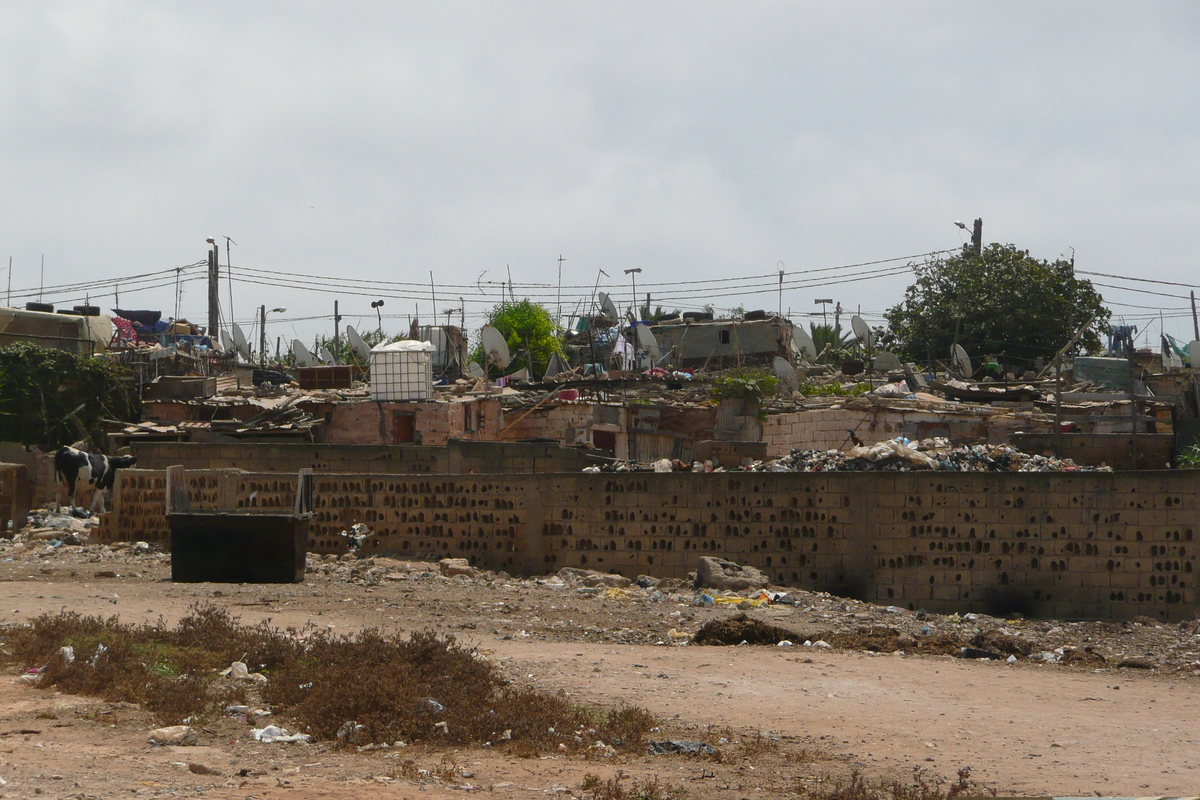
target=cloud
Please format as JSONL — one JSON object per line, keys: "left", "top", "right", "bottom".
{"left": 0, "top": 2, "right": 1197, "bottom": 342}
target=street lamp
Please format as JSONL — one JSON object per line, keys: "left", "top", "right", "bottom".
{"left": 623, "top": 268, "right": 642, "bottom": 320}
{"left": 259, "top": 306, "right": 286, "bottom": 367}
{"left": 955, "top": 218, "right": 982, "bottom": 255}
{"left": 371, "top": 300, "right": 385, "bottom": 338}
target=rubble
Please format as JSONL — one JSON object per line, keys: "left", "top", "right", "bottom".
{"left": 746, "top": 437, "right": 1109, "bottom": 473}
{"left": 694, "top": 557, "right": 770, "bottom": 592}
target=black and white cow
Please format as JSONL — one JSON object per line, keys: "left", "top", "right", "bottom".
{"left": 54, "top": 446, "right": 137, "bottom": 514}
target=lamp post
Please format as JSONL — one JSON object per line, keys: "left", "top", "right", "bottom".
{"left": 259, "top": 306, "right": 286, "bottom": 367}
{"left": 954, "top": 218, "right": 982, "bottom": 256}
{"left": 623, "top": 268, "right": 642, "bottom": 320}
{"left": 371, "top": 300, "right": 385, "bottom": 338}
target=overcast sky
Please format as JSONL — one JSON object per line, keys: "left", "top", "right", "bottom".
{"left": 2, "top": 2, "right": 1198, "bottom": 350}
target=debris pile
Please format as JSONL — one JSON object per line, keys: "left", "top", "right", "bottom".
{"left": 750, "top": 437, "right": 1108, "bottom": 473}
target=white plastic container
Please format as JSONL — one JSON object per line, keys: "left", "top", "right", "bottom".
{"left": 369, "top": 340, "right": 436, "bottom": 401}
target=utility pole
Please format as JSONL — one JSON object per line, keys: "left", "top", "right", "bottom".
{"left": 971, "top": 217, "right": 983, "bottom": 256}
{"left": 557, "top": 255, "right": 564, "bottom": 326}
{"left": 259, "top": 305, "right": 267, "bottom": 368}
{"left": 6, "top": 257, "right": 10, "bottom": 307}
{"left": 206, "top": 238, "right": 220, "bottom": 337}
{"left": 778, "top": 264, "right": 784, "bottom": 318}
{"left": 334, "top": 301, "right": 342, "bottom": 356}
{"left": 1191, "top": 290, "right": 1199, "bottom": 342}
{"left": 224, "top": 236, "right": 237, "bottom": 326}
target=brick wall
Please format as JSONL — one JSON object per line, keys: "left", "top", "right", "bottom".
{"left": 322, "top": 397, "right": 501, "bottom": 445}
{"left": 761, "top": 405, "right": 1054, "bottom": 457}
{"left": 129, "top": 440, "right": 597, "bottom": 475}
{"left": 102, "top": 466, "right": 1200, "bottom": 621}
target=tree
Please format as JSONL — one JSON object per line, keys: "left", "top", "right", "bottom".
{"left": 473, "top": 299, "right": 561, "bottom": 377}
{"left": 883, "top": 244, "right": 1110, "bottom": 370}
{"left": 808, "top": 323, "right": 854, "bottom": 361}
{"left": 0, "top": 343, "right": 139, "bottom": 447}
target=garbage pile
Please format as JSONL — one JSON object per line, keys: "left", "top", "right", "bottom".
{"left": 748, "top": 437, "right": 1109, "bottom": 473}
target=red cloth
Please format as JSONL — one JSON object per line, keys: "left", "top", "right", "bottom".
{"left": 112, "top": 315, "right": 137, "bottom": 343}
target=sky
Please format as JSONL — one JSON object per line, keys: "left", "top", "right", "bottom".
{"left": 2, "top": 1, "right": 1199, "bottom": 353}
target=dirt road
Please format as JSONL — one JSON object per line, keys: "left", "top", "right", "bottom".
{"left": 1, "top": 546, "right": 1198, "bottom": 797}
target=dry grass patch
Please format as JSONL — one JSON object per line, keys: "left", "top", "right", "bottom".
{"left": 0, "top": 605, "right": 656, "bottom": 753}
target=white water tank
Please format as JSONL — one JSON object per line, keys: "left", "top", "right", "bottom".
{"left": 369, "top": 340, "right": 436, "bottom": 401}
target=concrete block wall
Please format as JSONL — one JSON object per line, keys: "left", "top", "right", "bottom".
{"left": 101, "top": 466, "right": 1200, "bottom": 621}
{"left": 131, "top": 442, "right": 447, "bottom": 475}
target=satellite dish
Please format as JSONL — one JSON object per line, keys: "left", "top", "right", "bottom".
{"left": 319, "top": 346, "right": 336, "bottom": 365}
{"left": 951, "top": 344, "right": 972, "bottom": 377}
{"left": 292, "top": 339, "right": 316, "bottom": 368}
{"left": 467, "top": 361, "right": 486, "bottom": 379}
{"left": 873, "top": 351, "right": 902, "bottom": 372}
{"left": 480, "top": 325, "right": 511, "bottom": 369}
{"left": 219, "top": 329, "right": 234, "bottom": 353}
{"left": 598, "top": 292, "right": 619, "bottom": 321}
{"left": 851, "top": 315, "right": 873, "bottom": 348}
{"left": 773, "top": 356, "right": 800, "bottom": 393}
{"left": 794, "top": 327, "right": 818, "bottom": 360}
{"left": 232, "top": 323, "right": 251, "bottom": 361}
{"left": 635, "top": 324, "right": 661, "bottom": 360}
{"left": 346, "top": 325, "right": 370, "bottom": 361}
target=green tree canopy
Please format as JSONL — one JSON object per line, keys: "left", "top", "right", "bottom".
{"left": 473, "top": 299, "right": 560, "bottom": 377}
{"left": 0, "top": 343, "right": 139, "bottom": 448}
{"left": 883, "top": 244, "right": 1110, "bottom": 370}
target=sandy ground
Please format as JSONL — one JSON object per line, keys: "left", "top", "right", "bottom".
{"left": 1, "top": 543, "right": 1199, "bottom": 798}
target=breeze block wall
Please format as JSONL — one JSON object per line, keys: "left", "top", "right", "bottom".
{"left": 101, "top": 467, "right": 1200, "bottom": 621}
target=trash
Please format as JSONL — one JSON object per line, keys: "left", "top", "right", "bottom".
{"left": 148, "top": 725, "right": 198, "bottom": 746}
{"left": 434, "top": 721, "right": 450, "bottom": 734}
{"left": 777, "top": 640, "right": 795, "bottom": 647}
{"left": 652, "top": 458, "right": 673, "bottom": 473}
{"left": 648, "top": 740, "right": 717, "bottom": 755}
{"left": 59, "top": 646, "right": 74, "bottom": 664}
{"left": 812, "top": 640, "right": 832, "bottom": 649}
{"left": 667, "top": 628, "right": 692, "bottom": 643}
{"left": 957, "top": 647, "right": 1005, "bottom": 660}
{"left": 602, "top": 587, "right": 639, "bottom": 601}
{"left": 252, "top": 725, "right": 311, "bottom": 744}
{"left": 1006, "top": 655, "right": 1018, "bottom": 663}
{"left": 222, "top": 661, "right": 251, "bottom": 680}
{"left": 416, "top": 697, "right": 445, "bottom": 715}
{"left": 746, "top": 437, "right": 1108, "bottom": 473}
{"left": 337, "top": 721, "right": 365, "bottom": 744}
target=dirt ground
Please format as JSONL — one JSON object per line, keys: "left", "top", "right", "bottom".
{"left": 2, "top": 531, "right": 1200, "bottom": 798}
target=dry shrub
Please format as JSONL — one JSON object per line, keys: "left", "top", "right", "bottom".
{"left": 693, "top": 614, "right": 794, "bottom": 646}
{"left": 580, "top": 772, "right": 688, "bottom": 800}
{"left": 968, "top": 629, "right": 1032, "bottom": 657}
{"left": 0, "top": 606, "right": 298, "bottom": 726}
{"left": 827, "top": 627, "right": 901, "bottom": 653}
{"left": 793, "top": 767, "right": 991, "bottom": 800}
{"left": 0, "top": 606, "right": 657, "bottom": 751}
{"left": 911, "top": 633, "right": 963, "bottom": 656}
